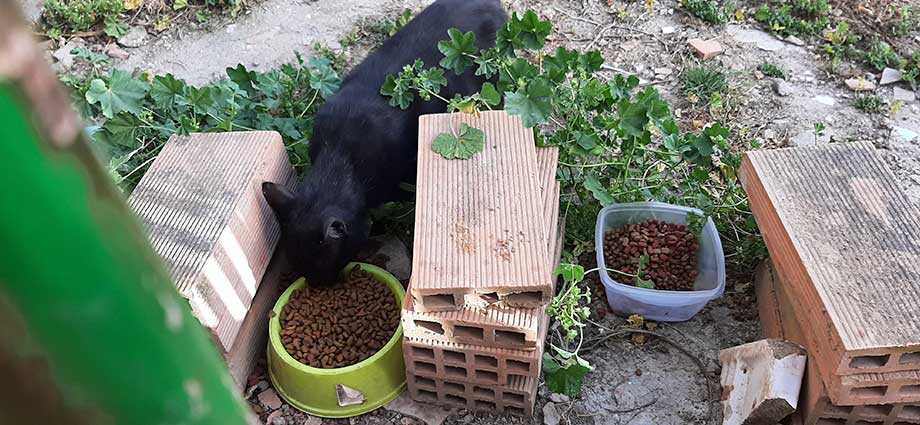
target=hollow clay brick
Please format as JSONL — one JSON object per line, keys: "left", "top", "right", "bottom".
{"left": 128, "top": 131, "right": 295, "bottom": 351}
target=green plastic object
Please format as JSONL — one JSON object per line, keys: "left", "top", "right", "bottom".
{"left": 268, "top": 263, "right": 407, "bottom": 418}
{"left": 0, "top": 9, "right": 254, "bottom": 423}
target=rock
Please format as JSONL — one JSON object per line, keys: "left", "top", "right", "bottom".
{"left": 688, "top": 38, "right": 724, "bottom": 60}
{"left": 772, "top": 79, "right": 793, "bottom": 97}
{"left": 302, "top": 415, "right": 322, "bottom": 425}
{"left": 258, "top": 388, "right": 283, "bottom": 410}
{"left": 814, "top": 95, "right": 836, "bottom": 106}
{"left": 661, "top": 26, "right": 675, "bottom": 35}
{"left": 894, "top": 126, "right": 918, "bottom": 142}
{"left": 52, "top": 41, "right": 82, "bottom": 70}
{"left": 719, "top": 339, "right": 807, "bottom": 425}
{"left": 104, "top": 44, "right": 130, "bottom": 60}
{"left": 543, "top": 402, "right": 561, "bottom": 425}
{"left": 785, "top": 35, "right": 805, "bottom": 46}
{"left": 117, "top": 26, "right": 149, "bottom": 48}
{"left": 763, "top": 129, "right": 777, "bottom": 140}
{"left": 893, "top": 87, "right": 916, "bottom": 103}
{"left": 384, "top": 393, "right": 454, "bottom": 425}
{"left": 845, "top": 78, "right": 876, "bottom": 91}
{"left": 727, "top": 25, "right": 783, "bottom": 51}
{"left": 267, "top": 411, "right": 285, "bottom": 425}
{"left": 372, "top": 235, "right": 412, "bottom": 281}
{"left": 549, "top": 393, "right": 570, "bottom": 403}
{"left": 654, "top": 67, "right": 673, "bottom": 76}
{"left": 880, "top": 68, "right": 902, "bottom": 85}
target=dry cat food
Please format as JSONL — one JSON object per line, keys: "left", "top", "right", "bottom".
{"left": 279, "top": 266, "right": 400, "bottom": 368}
{"left": 603, "top": 219, "right": 699, "bottom": 291}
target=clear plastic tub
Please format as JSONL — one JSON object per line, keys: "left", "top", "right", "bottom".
{"left": 594, "top": 202, "right": 725, "bottom": 322}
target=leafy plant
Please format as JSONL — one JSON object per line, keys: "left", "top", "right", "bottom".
{"left": 683, "top": 66, "right": 727, "bottom": 103}
{"left": 865, "top": 39, "right": 903, "bottom": 71}
{"left": 754, "top": 0, "right": 830, "bottom": 36}
{"left": 543, "top": 264, "right": 593, "bottom": 396}
{"left": 681, "top": 0, "right": 729, "bottom": 24}
{"left": 854, "top": 94, "right": 885, "bottom": 114}
{"left": 43, "top": 0, "right": 125, "bottom": 34}
{"left": 61, "top": 53, "right": 340, "bottom": 190}
{"left": 902, "top": 53, "right": 920, "bottom": 90}
{"left": 823, "top": 22, "right": 862, "bottom": 68}
{"left": 758, "top": 62, "right": 786, "bottom": 79}
{"left": 893, "top": 6, "right": 919, "bottom": 37}
{"left": 813, "top": 121, "right": 826, "bottom": 143}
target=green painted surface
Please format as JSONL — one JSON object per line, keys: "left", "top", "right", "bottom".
{"left": 0, "top": 83, "right": 253, "bottom": 424}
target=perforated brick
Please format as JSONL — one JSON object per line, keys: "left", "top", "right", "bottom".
{"left": 402, "top": 294, "right": 541, "bottom": 350}
{"left": 741, "top": 143, "right": 920, "bottom": 386}
{"left": 407, "top": 370, "right": 537, "bottom": 416}
{"left": 412, "top": 111, "right": 552, "bottom": 312}
{"left": 756, "top": 261, "right": 920, "bottom": 425}
{"left": 128, "top": 131, "right": 295, "bottom": 351}
{"left": 404, "top": 312, "right": 547, "bottom": 386}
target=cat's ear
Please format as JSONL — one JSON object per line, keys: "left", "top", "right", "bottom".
{"left": 262, "top": 182, "right": 296, "bottom": 222}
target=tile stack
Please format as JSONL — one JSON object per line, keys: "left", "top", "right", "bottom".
{"left": 741, "top": 142, "right": 920, "bottom": 424}
{"left": 402, "top": 111, "right": 562, "bottom": 416}
{"left": 127, "top": 131, "right": 296, "bottom": 387}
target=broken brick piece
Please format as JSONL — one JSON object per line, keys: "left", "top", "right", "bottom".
{"left": 688, "top": 38, "right": 724, "bottom": 60}
{"left": 719, "top": 339, "right": 807, "bottom": 425}
{"left": 412, "top": 111, "right": 551, "bottom": 312}
{"left": 127, "top": 131, "right": 295, "bottom": 351}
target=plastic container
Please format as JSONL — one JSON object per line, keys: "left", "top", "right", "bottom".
{"left": 594, "top": 202, "right": 725, "bottom": 322}
{"left": 267, "top": 263, "right": 406, "bottom": 418}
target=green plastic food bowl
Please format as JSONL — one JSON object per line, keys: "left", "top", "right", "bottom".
{"left": 267, "top": 262, "right": 406, "bottom": 418}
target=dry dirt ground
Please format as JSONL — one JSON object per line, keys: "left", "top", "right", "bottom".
{"left": 20, "top": 0, "right": 920, "bottom": 423}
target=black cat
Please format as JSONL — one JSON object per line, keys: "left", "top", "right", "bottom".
{"left": 262, "top": 0, "right": 508, "bottom": 284}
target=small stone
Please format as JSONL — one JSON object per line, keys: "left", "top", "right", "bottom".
{"left": 814, "top": 95, "right": 836, "bottom": 106}
{"left": 548, "top": 393, "right": 570, "bottom": 403}
{"left": 785, "top": 35, "right": 805, "bottom": 46}
{"left": 893, "top": 87, "right": 916, "bottom": 103}
{"left": 763, "top": 129, "right": 777, "bottom": 140}
{"left": 117, "top": 26, "right": 149, "bottom": 48}
{"left": 401, "top": 418, "right": 415, "bottom": 425}
{"left": 303, "top": 415, "right": 322, "bottom": 425}
{"left": 52, "top": 45, "right": 77, "bottom": 70}
{"left": 543, "top": 402, "right": 561, "bottom": 425}
{"left": 895, "top": 126, "right": 918, "bottom": 142}
{"left": 267, "top": 411, "right": 285, "bottom": 425}
{"left": 772, "top": 79, "right": 793, "bottom": 97}
{"left": 654, "top": 67, "right": 673, "bottom": 76}
{"left": 258, "top": 388, "right": 283, "bottom": 410}
{"left": 688, "top": 38, "right": 724, "bottom": 60}
{"left": 845, "top": 78, "right": 876, "bottom": 92}
{"left": 104, "top": 44, "right": 130, "bottom": 60}
{"left": 661, "top": 26, "right": 675, "bottom": 34}
{"left": 880, "top": 68, "right": 902, "bottom": 85}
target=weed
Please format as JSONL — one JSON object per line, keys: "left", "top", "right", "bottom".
{"left": 681, "top": 0, "right": 729, "bottom": 24}
{"left": 823, "top": 22, "right": 862, "bottom": 68}
{"left": 865, "top": 39, "right": 903, "bottom": 71}
{"left": 758, "top": 62, "right": 786, "bottom": 79}
{"left": 813, "top": 121, "right": 826, "bottom": 143}
{"left": 683, "top": 66, "right": 727, "bottom": 102}
{"left": 61, "top": 53, "right": 340, "bottom": 190}
{"left": 754, "top": 0, "right": 830, "bottom": 36}
{"left": 853, "top": 95, "right": 885, "bottom": 114}
{"left": 43, "top": 0, "right": 124, "bottom": 34}
{"left": 902, "top": 53, "right": 920, "bottom": 90}
{"left": 893, "top": 6, "right": 919, "bottom": 37}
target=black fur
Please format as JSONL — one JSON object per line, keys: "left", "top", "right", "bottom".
{"left": 263, "top": 0, "right": 508, "bottom": 284}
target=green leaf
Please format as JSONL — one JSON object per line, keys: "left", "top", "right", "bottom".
{"left": 380, "top": 74, "right": 414, "bottom": 109}
{"left": 438, "top": 28, "right": 477, "bottom": 74}
{"left": 85, "top": 69, "right": 148, "bottom": 119}
{"left": 510, "top": 10, "right": 553, "bottom": 50}
{"left": 103, "top": 16, "right": 129, "bottom": 38}
{"left": 308, "top": 60, "right": 341, "bottom": 98}
{"left": 504, "top": 77, "right": 552, "bottom": 127}
{"left": 432, "top": 123, "right": 484, "bottom": 159}
{"left": 149, "top": 73, "right": 187, "bottom": 113}
{"left": 543, "top": 353, "right": 592, "bottom": 397}
{"left": 180, "top": 86, "right": 214, "bottom": 115}
{"left": 418, "top": 67, "right": 448, "bottom": 96}
{"left": 584, "top": 174, "right": 614, "bottom": 206}
{"left": 71, "top": 47, "right": 110, "bottom": 64}
{"left": 479, "top": 82, "right": 500, "bottom": 106}
{"left": 617, "top": 98, "right": 651, "bottom": 139}
{"left": 609, "top": 74, "right": 640, "bottom": 102}
{"left": 227, "top": 64, "right": 258, "bottom": 95}
{"left": 474, "top": 49, "right": 501, "bottom": 77}
{"left": 103, "top": 113, "right": 144, "bottom": 147}
{"left": 554, "top": 264, "right": 585, "bottom": 284}
{"left": 636, "top": 278, "right": 656, "bottom": 289}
